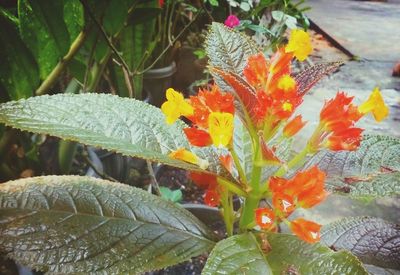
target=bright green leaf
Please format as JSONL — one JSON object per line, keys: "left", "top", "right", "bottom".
{"left": 159, "top": 187, "right": 183, "bottom": 203}
{"left": 321, "top": 217, "right": 400, "bottom": 270}
{"left": 0, "top": 176, "right": 216, "bottom": 273}
{"left": 0, "top": 94, "right": 226, "bottom": 176}
{"left": 202, "top": 233, "right": 272, "bottom": 275}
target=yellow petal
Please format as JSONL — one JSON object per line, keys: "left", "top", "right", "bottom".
{"left": 277, "top": 75, "right": 296, "bottom": 92}
{"left": 285, "top": 29, "right": 312, "bottom": 62}
{"left": 208, "top": 112, "right": 234, "bottom": 147}
{"left": 161, "top": 88, "right": 194, "bottom": 124}
{"left": 358, "top": 87, "right": 389, "bottom": 122}
{"left": 169, "top": 148, "right": 209, "bottom": 169}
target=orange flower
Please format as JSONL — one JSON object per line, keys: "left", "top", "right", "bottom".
{"left": 268, "top": 166, "right": 327, "bottom": 209}
{"left": 290, "top": 218, "right": 321, "bottom": 243}
{"left": 285, "top": 29, "right": 312, "bottom": 62}
{"left": 243, "top": 53, "right": 269, "bottom": 89}
{"left": 169, "top": 148, "right": 209, "bottom": 169}
{"left": 283, "top": 115, "right": 307, "bottom": 138}
{"left": 259, "top": 137, "right": 282, "bottom": 165}
{"left": 183, "top": 127, "right": 212, "bottom": 147}
{"left": 272, "top": 192, "right": 295, "bottom": 216}
{"left": 189, "top": 172, "right": 217, "bottom": 189}
{"left": 326, "top": 127, "right": 363, "bottom": 151}
{"left": 255, "top": 208, "right": 276, "bottom": 230}
{"left": 310, "top": 92, "right": 365, "bottom": 152}
{"left": 204, "top": 188, "right": 221, "bottom": 207}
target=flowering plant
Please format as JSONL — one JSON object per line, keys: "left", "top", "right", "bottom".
{"left": 0, "top": 23, "right": 398, "bottom": 274}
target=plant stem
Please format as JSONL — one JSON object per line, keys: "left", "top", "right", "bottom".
{"left": 229, "top": 147, "right": 248, "bottom": 186}
{"left": 274, "top": 146, "right": 310, "bottom": 177}
{"left": 217, "top": 177, "right": 247, "bottom": 197}
{"left": 220, "top": 192, "right": 234, "bottom": 236}
{"left": 36, "top": 30, "right": 87, "bottom": 95}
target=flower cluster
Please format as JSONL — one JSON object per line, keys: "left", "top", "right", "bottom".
{"left": 255, "top": 166, "right": 327, "bottom": 243}
{"left": 160, "top": 27, "right": 389, "bottom": 244}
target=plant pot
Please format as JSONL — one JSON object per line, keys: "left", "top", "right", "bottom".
{"left": 143, "top": 62, "right": 177, "bottom": 107}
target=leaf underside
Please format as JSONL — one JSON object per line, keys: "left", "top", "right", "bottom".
{"left": 0, "top": 93, "right": 226, "bottom": 176}
{"left": 0, "top": 176, "right": 216, "bottom": 274}
{"left": 322, "top": 217, "right": 400, "bottom": 270}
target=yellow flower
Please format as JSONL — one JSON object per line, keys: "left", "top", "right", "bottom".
{"left": 358, "top": 87, "right": 389, "bottom": 122}
{"left": 208, "top": 112, "right": 234, "bottom": 147}
{"left": 169, "top": 148, "right": 209, "bottom": 169}
{"left": 277, "top": 75, "right": 296, "bottom": 92}
{"left": 161, "top": 88, "right": 194, "bottom": 124}
{"left": 285, "top": 29, "right": 312, "bottom": 62}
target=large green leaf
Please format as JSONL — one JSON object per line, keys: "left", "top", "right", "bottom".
{"left": 304, "top": 135, "right": 400, "bottom": 178}
{"left": 63, "top": 0, "right": 84, "bottom": 41}
{"left": 202, "top": 233, "right": 272, "bottom": 275}
{"left": 233, "top": 117, "right": 253, "bottom": 181}
{"left": 321, "top": 217, "right": 400, "bottom": 270}
{"left": 18, "top": 0, "right": 71, "bottom": 79}
{"left": 0, "top": 10, "right": 39, "bottom": 100}
{"left": 0, "top": 176, "right": 216, "bottom": 273}
{"left": 0, "top": 94, "right": 225, "bottom": 175}
{"left": 203, "top": 233, "right": 367, "bottom": 274}
{"left": 325, "top": 172, "right": 400, "bottom": 199}
{"left": 266, "top": 233, "right": 368, "bottom": 274}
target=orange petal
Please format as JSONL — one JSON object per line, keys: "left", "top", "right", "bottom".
{"left": 283, "top": 115, "right": 307, "bottom": 138}
{"left": 290, "top": 218, "right": 321, "bottom": 243}
{"left": 169, "top": 148, "right": 209, "bottom": 169}
{"left": 219, "top": 154, "right": 233, "bottom": 173}
{"left": 189, "top": 172, "right": 217, "bottom": 189}
{"left": 255, "top": 208, "right": 276, "bottom": 230}
{"left": 183, "top": 127, "right": 212, "bottom": 147}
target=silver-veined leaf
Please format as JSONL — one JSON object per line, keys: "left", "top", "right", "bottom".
{"left": 0, "top": 176, "right": 216, "bottom": 273}
{"left": 0, "top": 93, "right": 226, "bottom": 176}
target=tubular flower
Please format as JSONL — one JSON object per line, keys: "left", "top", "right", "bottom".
{"left": 219, "top": 154, "right": 233, "bottom": 174}
{"left": 285, "top": 29, "right": 312, "bottom": 62}
{"left": 311, "top": 92, "right": 365, "bottom": 151}
{"left": 290, "top": 218, "right": 322, "bottom": 243}
{"left": 259, "top": 137, "right": 282, "bottom": 165}
{"left": 283, "top": 115, "right": 307, "bottom": 138}
{"left": 169, "top": 148, "right": 209, "bottom": 169}
{"left": 161, "top": 88, "right": 194, "bottom": 124}
{"left": 268, "top": 166, "right": 328, "bottom": 210}
{"left": 358, "top": 87, "right": 389, "bottom": 122}
{"left": 243, "top": 53, "right": 269, "bottom": 89}
{"left": 208, "top": 112, "right": 234, "bottom": 147}
{"left": 204, "top": 189, "right": 221, "bottom": 207}
{"left": 255, "top": 208, "right": 276, "bottom": 230}
{"left": 189, "top": 172, "right": 221, "bottom": 206}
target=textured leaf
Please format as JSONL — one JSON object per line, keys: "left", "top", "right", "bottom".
{"left": 325, "top": 172, "right": 400, "bottom": 199}
{"left": 19, "top": 0, "right": 71, "bottom": 79}
{"left": 0, "top": 11, "right": 39, "bottom": 100}
{"left": 202, "top": 233, "right": 272, "bottom": 275}
{"left": 321, "top": 217, "right": 400, "bottom": 270}
{"left": 63, "top": 0, "right": 84, "bottom": 41}
{"left": 205, "top": 22, "right": 259, "bottom": 74}
{"left": 0, "top": 176, "right": 216, "bottom": 273}
{"left": 206, "top": 22, "right": 259, "bottom": 91}
{"left": 266, "top": 233, "right": 368, "bottom": 275}
{"left": 0, "top": 94, "right": 226, "bottom": 176}
{"left": 304, "top": 135, "right": 400, "bottom": 178}
{"left": 294, "top": 61, "right": 343, "bottom": 95}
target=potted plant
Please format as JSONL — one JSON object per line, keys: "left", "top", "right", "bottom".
{"left": 0, "top": 23, "right": 397, "bottom": 274}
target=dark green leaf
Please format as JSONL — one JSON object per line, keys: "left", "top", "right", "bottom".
{"left": 266, "top": 233, "right": 368, "bottom": 274}
{"left": 18, "top": 0, "right": 71, "bottom": 79}
{"left": 202, "top": 233, "right": 272, "bottom": 275}
{"left": 321, "top": 217, "right": 400, "bottom": 270}
{"left": 63, "top": 0, "right": 84, "bottom": 40}
{"left": 0, "top": 12, "right": 39, "bottom": 99}
{"left": 0, "top": 176, "right": 216, "bottom": 273}
{"left": 0, "top": 94, "right": 226, "bottom": 176}
{"left": 103, "top": 0, "right": 131, "bottom": 35}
